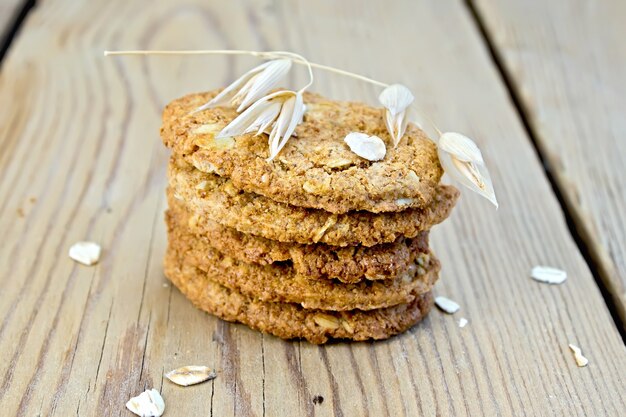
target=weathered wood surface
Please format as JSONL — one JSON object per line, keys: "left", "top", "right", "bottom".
{"left": 0, "top": 0, "right": 27, "bottom": 48}
{"left": 472, "top": 0, "right": 626, "bottom": 325}
{"left": 0, "top": 0, "right": 624, "bottom": 416}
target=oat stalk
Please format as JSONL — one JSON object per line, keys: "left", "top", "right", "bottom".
{"left": 104, "top": 48, "right": 498, "bottom": 207}
{"left": 104, "top": 49, "right": 386, "bottom": 88}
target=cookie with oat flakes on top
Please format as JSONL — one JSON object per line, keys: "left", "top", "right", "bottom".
{"left": 161, "top": 90, "right": 443, "bottom": 214}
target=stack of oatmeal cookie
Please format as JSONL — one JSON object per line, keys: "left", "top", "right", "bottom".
{"left": 161, "top": 91, "right": 459, "bottom": 344}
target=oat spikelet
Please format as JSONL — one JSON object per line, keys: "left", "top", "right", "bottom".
{"left": 437, "top": 132, "right": 498, "bottom": 208}
{"left": 193, "top": 59, "right": 292, "bottom": 113}
{"left": 379, "top": 84, "right": 414, "bottom": 147}
{"left": 215, "top": 90, "right": 305, "bottom": 161}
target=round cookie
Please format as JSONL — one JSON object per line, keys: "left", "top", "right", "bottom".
{"left": 164, "top": 248, "right": 434, "bottom": 344}
{"left": 167, "top": 198, "right": 430, "bottom": 283}
{"left": 161, "top": 90, "right": 443, "bottom": 214}
{"left": 166, "top": 215, "right": 440, "bottom": 311}
{"left": 168, "top": 157, "right": 459, "bottom": 247}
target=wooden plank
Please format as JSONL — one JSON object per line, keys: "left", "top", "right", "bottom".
{"left": 0, "top": 0, "right": 27, "bottom": 50}
{"left": 0, "top": 0, "right": 624, "bottom": 416}
{"left": 471, "top": 0, "right": 626, "bottom": 325}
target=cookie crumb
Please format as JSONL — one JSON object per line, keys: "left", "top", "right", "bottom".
{"left": 568, "top": 344, "right": 589, "bottom": 367}
{"left": 312, "top": 395, "right": 324, "bottom": 405}
{"left": 435, "top": 296, "right": 460, "bottom": 314}
{"left": 458, "top": 318, "right": 468, "bottom": 328}
{"left": 530, "top": 266, "right": 567, "bottom": 284}
{"left": 69, "top": 241, "right": 101, "bottom": 266}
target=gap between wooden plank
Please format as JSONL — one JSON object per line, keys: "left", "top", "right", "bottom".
{"left": 463, "top": 0, "right": 626, "bottom": 343}
{"left": 0, "top": 0, "right": 36, "bottom": 65}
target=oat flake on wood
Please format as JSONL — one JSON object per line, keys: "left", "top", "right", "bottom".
{"left": 530, "top": 265, "right": 567, "bottom": 284}
{"left": 568, "top": 344, "right": 589, "bottom": 367}
{"left": 68, "top": 241, "right": 101, "bottom": 266}
{"left": 166, "top": 365, "right": 217, "bottom": 386}
{"left": 126, "top": 388, "right": 165, "bottom": 417}
{"left": 435, "top": 296, "right": 460, "bottom": 314}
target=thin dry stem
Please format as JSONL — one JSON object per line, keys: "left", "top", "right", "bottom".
{"left": 103, "top": 49, "right": 388, "bottom": 88}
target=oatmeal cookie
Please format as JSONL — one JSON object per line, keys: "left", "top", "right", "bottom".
{"left": 167, "top": 199, "right": 429, "bottom": 283}
{"left": 168, "top": 157, "right": 459, "bottom": 247}
{"left": 164, "top": 247, "right": 434, "bottom": 344}
{"left": 166, "top": 214, "right": 440, "bottom": 311}
{"left": 161, "top": 90, "right": 443, "bottom": 214}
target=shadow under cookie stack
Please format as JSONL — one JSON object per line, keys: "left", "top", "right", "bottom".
{"left": 161, "top": 91, "right": 459, "bottom": 344}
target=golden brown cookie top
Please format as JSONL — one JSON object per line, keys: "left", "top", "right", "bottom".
{"left": 161, "top": 90, "right": 443, "bottom": 214}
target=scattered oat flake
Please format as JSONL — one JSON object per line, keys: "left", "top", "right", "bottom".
{"left": 531, "top": 266, "right": 567, "bottom": 284}
{"left": 126, "top": 388, "right": 165, "bottom": 417}
{"left": 459, "top": 318, "right": 468, "bottom": 328}
{"left": 344, "top": 132, "right": 386, "bottom": 161}
{"left": 568, "top": 344, "right": 589, "bottom": 367}
{"left": 68, "top": 241, "right": 101, "bottom": 266}
{"left": 165, "top": 365, "right": 216, "bottom": 386}
{"left": 435, "top": 296, "right": 460, "bottom": 314}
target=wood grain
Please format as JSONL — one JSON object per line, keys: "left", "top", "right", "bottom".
{"left": 471, "top": 0, "right": 626, "bottom": 326}
{"left": 0, "top": 0, "right": 624, "bottom": 416}
{"left": 0, "top": 0, "right": 27, "bottom": 49}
